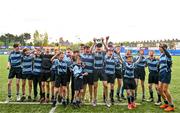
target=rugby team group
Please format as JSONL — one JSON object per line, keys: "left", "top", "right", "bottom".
{"left": 5, "top": 37, "right": 175, "bottom": 111}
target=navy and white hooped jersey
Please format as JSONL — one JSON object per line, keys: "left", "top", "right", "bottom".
{"left": 135, "top": 56, "right": 147, "bottom": 69}
{"left": 93, "top": 51, "right": 106, "bottom": 69}
{"left": 33, "top": 56, "right": 42, "bottom": 75}
{"left": 146, "top": 57, "right": 159, "bottom": 72}
{"left": 80, "top": 54, "right": 94, "bottom": 74}
{"left": 63, "top": 54, "right": 73, "bottom": 67}
{"left": 123, "top": 62, "right": 135, "bottom": 78}
{"left": 8, "top": 51, "right": 22, "bottom": 68}
{"left": 104, "top": 56, "right": 117, "bottom": 75}
{"left": 57, "top": 59, "right": 67, "bottom": 74}
{"left": 113, "top": 53, "right": 122, "bottom": 71}
{"left": 51, "top": 57, "right": 58, "bottom": 71}
{"left": 22, "top": 55, "right": 33, "bottom": 74}
{"left": 159, "top": 53, "right": 172, "bottom": 73}
{"left": 72, "top": 64, "right": 84, "bottom": 79}
{"left": 115, "top": 59, "right": 122, "bottom": 71}
{"left": 121, "top": 55, "right": 135, "bottom": 72}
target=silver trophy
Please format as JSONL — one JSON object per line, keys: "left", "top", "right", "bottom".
{"left": 95, "top": 38, "right": 103, "bottom": 44}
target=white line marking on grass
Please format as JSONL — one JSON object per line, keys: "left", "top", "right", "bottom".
{"left": 49, "top": 106, "right": 57, "bottom": 113}
{"left": 0, "top": 101, "right": 141, "bottom": 105}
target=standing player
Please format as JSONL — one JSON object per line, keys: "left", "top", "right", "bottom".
{"left": 91, "top": 38, "right": 109, "bottom": 107}
{"left": 21, "top": 48, "right": 34, "bottom": 102}
{"left": 81, "top": 46, "right": 94, "bottom": 104}
{"left": 120, "top": 50, "right": 133, "bottom": 100}
{"left": 72, "top": 56, "right": 88, "bottom": 108}
{"left": 33, "top": 48, "right": 42, "bottom": 101}
{"left": 50, "top": 48, "right": 59, "bottom": 102}
{"left": 119, "top": 52, "right": 142, "bottom": 110}
{"left": 40, "top": 48, "right": 53, "bottom": 103}
{"left": 52, "top": 52, "right": 68, "bottom": 107}
{"left": 104, "top": 48, "right": 118, "bottom": 106}
{"left": 134, "top": 49, "right": 147, "bottom": 101}
{"left": 114, "top": 46, "right": 123, "bottom": 101}
{"left": 146, "top": 50, "right": 162, "bottom": 105}
{"left": 63, "top": 48, "right": 73, "bottom": 104}
{"left": 6, "top": 43, "right": 22, "bottom": 103}
{"left": 159, "top": 44, "right": 175, "bottom": 112}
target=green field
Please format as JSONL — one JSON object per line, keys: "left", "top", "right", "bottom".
{"left": 0, "top": 55, "right": 179, "bottom": 113}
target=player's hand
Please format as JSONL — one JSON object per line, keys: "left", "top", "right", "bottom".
{"left": 159, "top": 43, "right": 163, "bottom": 48}
{"left": 93, "top": 38, "right": 96, "bottom": 43}
{"left": 101, "top": 37, "right": 104, "bottom": 42}
{"left": 106, "top": 36, "right": 109, "bottom": 41}
{"left": 7, "top": 65, "right": 10, "bottom": 70}
{"left": 82, "top": 63, "right": 86, "bottom": 68}
{"left": 83, "top": 72, "right": 88, "bottom": 76}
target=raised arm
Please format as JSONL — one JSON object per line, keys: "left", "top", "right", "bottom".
{"left": 115, "top": 51, "right": 124, "bottom": 64}
{"left": 134, "top": 55, "right": 142, "bottom": 65}
{"left": 105, "top": 36, "right": 109, "bottom": 46}
{"left": 162, "top": 47, "right": 171, "bottom": 58}
{"left": 51, "top": 53, "right": 59, "bottom": 62}
{"left": 102, "top": 38, "right": 108, "bottom": 51}
{"left": 90, "top": 38, "right": 96, "bottom": 53}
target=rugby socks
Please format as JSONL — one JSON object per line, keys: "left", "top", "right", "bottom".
{"left": 135, "top": 88, "right": 137, "bottom": 98}
{"left": 131, "top": 96, "right": 135, "bottom": 103}
{"left": 16, "top": 91, "right": 19, "bottom": 96}
{"left": 103, "top": 93, "right": 106, "bottom": 102}
{"left": 169, "top": 103, "right": 174, "bottom": 108}
{"left": 8, "top": 89, "right": 11, "bottom": 98}
{"left": 121, "top": 86, "right": 125, "bottom": 97}
{"left": 116, "top": 87, "right": 120, "bottom": 97}
{"left": 127, "top": 96, "right": 131, "bottom": 104}
{"left": 42, "top": 92, "right": 45, "bottom": 99}
{"left": 51, "top": 95, "right": 54, "bottom": 100}
{"left": 110, "top": 90, "right": 114, "bottom": 99}
{"left": 158, "top": 94, "right": 161, "bottom": 102}
{"left": 164, "top": 100, "right": 169, "bottom": 104}
{"left": 149, "top": 89, "right": 153, "bottom": 98}
{"left": 47, "top": 93, "right": 50, "bottom": 99}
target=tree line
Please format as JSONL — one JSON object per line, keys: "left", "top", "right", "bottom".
{"left": 0, "top": 30, "right": 49, "bottom": 47}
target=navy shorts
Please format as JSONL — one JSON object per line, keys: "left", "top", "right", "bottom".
{"left": 115, "top": 69, "right": 122, "bottom": 79}
{"left": 55, "top": 74, "right": 67, "bottom": 87}
{"left": 8, "top": 67, "right": 22, "bottom": 79}
{"left": 148, "top": 71, "right": 159, "bottom": 84}
{"left": 74, "top": 78, "right": 83, "bottom": 91}
{"left": 159, "top": 71, "right": 171, "bottom": 84}
{"left": 83, "top": 73, "right": 94, "bottom": 85}
{"left": 21, "top": 74, "right": 33, "bottom": 80}
{"left": 41, "top": 70, "right": 51, "bottom": 82}
{"left": 107, "top": 74, "right": 115, "bottom": 84}
{"left": 135, "top": 68, "right": 145, "bottom": 81}
{"left": 123, "top": 78, "right": 136, "bottom": 90}
{"left": 50, "top": 70, "right": 56, "bottom": 81}
{"left": 93, "top": 69, "right": 107, "bottom": 82}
